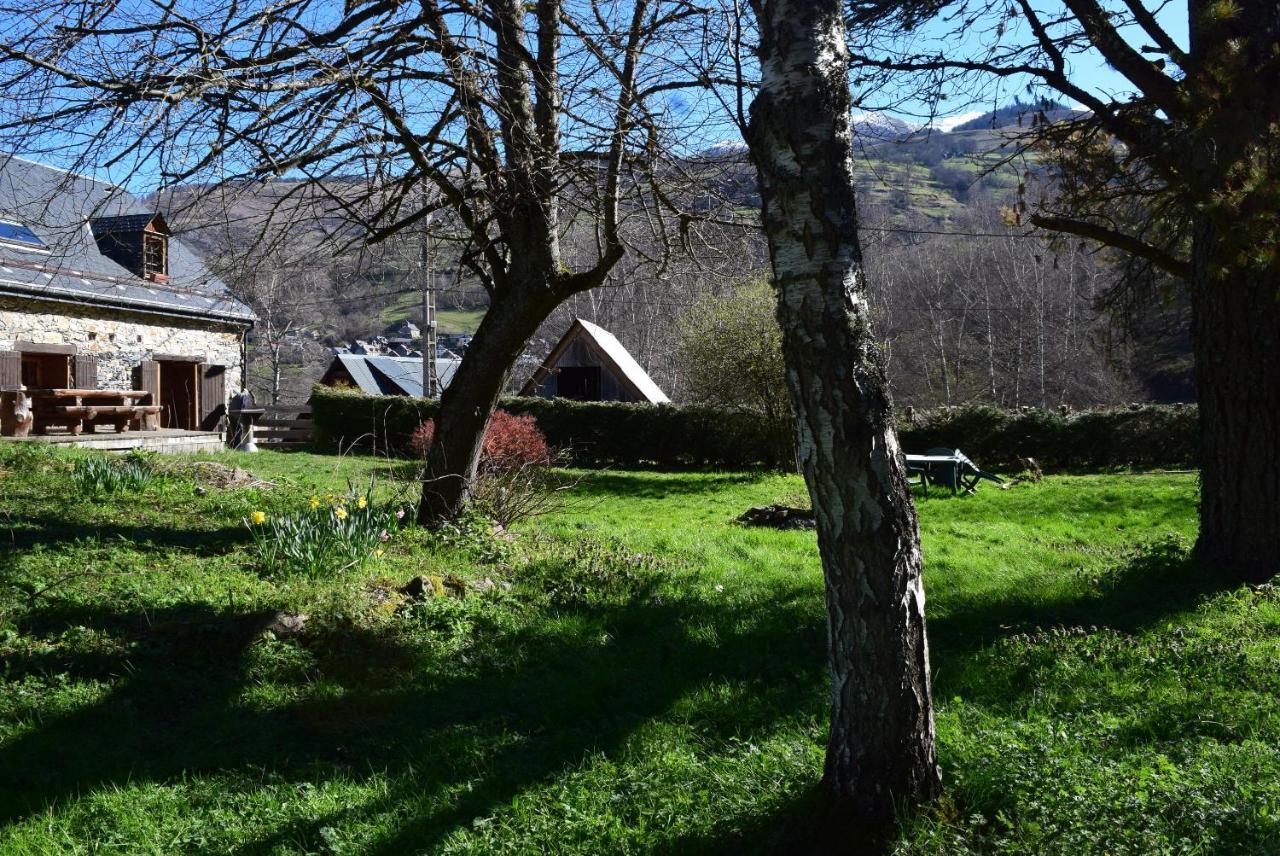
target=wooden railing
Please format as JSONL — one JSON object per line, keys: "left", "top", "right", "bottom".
{"left": 255, "top": 404, "right": 313, "bottom": 448}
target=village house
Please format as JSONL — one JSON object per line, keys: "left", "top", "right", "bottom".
{"left": 521, "top": 318, "right": 669, "bottom": 403}
{"left": 320, "top": 353, "right": 462, "bottom": 396}
{"left": 0, "top": 155, "right": 254, "bottom": 434}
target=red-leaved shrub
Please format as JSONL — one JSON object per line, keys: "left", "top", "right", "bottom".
{"left": 410, "top": 410, "right": 551, "bottom": 473}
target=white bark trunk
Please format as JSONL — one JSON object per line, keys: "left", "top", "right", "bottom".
{"left": 748, "top": 0, "right": 941, "bottom": 826}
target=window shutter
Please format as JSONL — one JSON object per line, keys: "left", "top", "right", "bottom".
{"left": 199, "top": 364, "right": 226, "bottom": 431}
{"left": 0, "top": 351, "right": 19, "bottom": 390}
{"left": 134, "top": 360, "right": 160, "bottom": 404}
{"left": 72, "top": 354, "right": 98, "bottom": 390}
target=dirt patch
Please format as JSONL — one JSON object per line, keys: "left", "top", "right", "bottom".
{"left": 161, "top": 460, "right": 273, "bottom": 490}
{"left": 736, "top": 505, "right": 816, "bottom": 530}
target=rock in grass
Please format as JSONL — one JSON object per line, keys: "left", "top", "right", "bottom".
{"left": 735, "top": 505, "right": 816, "bottom": 530}
{"left": 262, "top": 611, "right": 309, "bottom": 638}
{"left": 399, "top": 575, "right": 449, "bottom": 600}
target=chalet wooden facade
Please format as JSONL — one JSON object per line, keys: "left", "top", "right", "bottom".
{"left": 0, "top": 155, "right": 254, "bottom": 434}
{"left": 521, "top": 319, "right": 669, "bottom": 403}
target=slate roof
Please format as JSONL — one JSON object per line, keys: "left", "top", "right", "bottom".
{"left": 331, "top": 354, "right": 461, "bottom": 396}
{"left": 0, "top": 154, "right": 254, "bottom": 324}
{"left": 90, "top": 213, "right": 164, "bottom": 235}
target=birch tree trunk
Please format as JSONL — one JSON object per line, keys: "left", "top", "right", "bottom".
{"left": 747, "top": 0, "right": 941, "bottom": 828}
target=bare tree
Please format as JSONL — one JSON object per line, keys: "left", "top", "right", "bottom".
{"left": 746, "top": 0, "right": 941, "bottom": 830}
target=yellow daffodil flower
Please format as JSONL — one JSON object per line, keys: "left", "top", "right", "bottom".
{"left": 310, "top": 495, "right": 320, "bottom": 510}
{"left": 334, "top": 506, "right": 348, "bottom": 520}
{"left": 357, "top": 496, "right": 368, "bottom": 509}
{"left": 250, "top": 510, "right": 267, "bottom": 525}
{"left": 375, "top": 548, "right": 385, "bottom": 558}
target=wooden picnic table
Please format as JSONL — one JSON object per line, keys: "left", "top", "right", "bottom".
{"left": 26, "top": 388, "right": 161, "bottom": 435}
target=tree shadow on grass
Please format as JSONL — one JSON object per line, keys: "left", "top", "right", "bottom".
{"left": 653, "top": 783, "right": 900, "bottom": 856}
{"left": 4, "top": 512, "right": 246, "bottom": 556}
{"left": 568, "top": 471, "right": 769, "bottom": 501}
{"left": 928, "top": 537, "right": 1230, "bottom": 656}
{"left": 0, "top": 580, "right": 827, "bottom": 853}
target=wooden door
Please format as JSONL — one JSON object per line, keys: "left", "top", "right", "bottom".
{"left": 134, "top": 359, "right": 160, "bottom": 412}
{"left": 0, "top": 351, "right": 18, "bottom": 390}
{"left": 199, "top": 364, "right": 226, "bottom": 431}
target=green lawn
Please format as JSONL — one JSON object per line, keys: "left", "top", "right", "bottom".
{"left": 379, "top": 296, "right": 486, "bottom": 334}
{"left": 1, "top": 447, "right": 1278, "bottom": 854}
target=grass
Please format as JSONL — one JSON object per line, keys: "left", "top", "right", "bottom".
{"left": 378, "top": 294, "right": 487, "bottom": 334}
{"left": 1, "top": 445, "right": 1278, "bottom": 854}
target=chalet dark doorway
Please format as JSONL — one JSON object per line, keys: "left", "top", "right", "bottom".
{"left": 558, "top": 365, "right": 602, "bottom": 400}
{"left": 157, "top": 359, "right": 199, "bottom": 429}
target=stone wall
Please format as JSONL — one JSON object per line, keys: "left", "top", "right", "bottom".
{"left": 0, "top": 296, "right": 246, "bottom": 396}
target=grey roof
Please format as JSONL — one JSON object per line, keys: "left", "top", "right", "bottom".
{"left": 0, "top": 154, "right": 254, "bottom": 324}
{"left": 90, "top": 213, "right": 161, "bottom": 234}
{"left": 335, "top": 354, "right": 461, "bottom": 396}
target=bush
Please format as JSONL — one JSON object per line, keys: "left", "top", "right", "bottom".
{"left": 675, "top": 281, "right": 795, "bottom": 466}
{"left": 311, "top": 386, "right": 790, "bottom": 469}
{"left": 412, "top": 410, "right": 560, "bottom": 528}
{"left": 311, "top": 386, "right": 1199, "bottom": 472}
{"left": 410, "top": 409, "right": 552, "bottom": 472}
{"left": 898, "top": 404, "right": 1199, "bottom": 471}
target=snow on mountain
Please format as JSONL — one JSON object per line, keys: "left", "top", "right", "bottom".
{"left": 850, "top": 111, "right": 918, "bottom": 140}
{"left": 700, "top": 140, "right": 749, "bottom": 158}
{"left": 929, "top": 111, "right": 986, "bottom": 133}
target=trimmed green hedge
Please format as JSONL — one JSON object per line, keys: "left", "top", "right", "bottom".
{"left": 897, "top": 405, "right": 1199, "bottom": 471}
{"left": 310, "top": 387, "right": 793, "bottom": 469}
{"left": 311, "top": 387, "right": 1199, "bottom": 472}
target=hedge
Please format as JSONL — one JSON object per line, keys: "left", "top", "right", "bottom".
{"left": 310, "top": 386, "right": 793, "bottom": 469}
{"left": 310, "top": 387, "right": 1199, "bottom": 472}
{"left": 897, "top": 404, "right": 1198, "bottom": 471}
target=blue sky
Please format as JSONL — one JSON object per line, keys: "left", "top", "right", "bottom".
{"left": 865, "top": 0, "right": 1192, "bottom": 129}
{"left": 1, "top": 0, "right": 1193, "bottom": 192}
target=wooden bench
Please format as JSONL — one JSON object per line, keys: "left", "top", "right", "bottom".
{"left": 51, "top": 404, "right": 163, "bottom": 433}
{"left": 27, "top": 389, "right": 159, "bottom": 435}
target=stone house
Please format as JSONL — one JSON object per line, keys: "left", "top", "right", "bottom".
{"left": 0, "top": 155, "right": 254, "bottom": 430}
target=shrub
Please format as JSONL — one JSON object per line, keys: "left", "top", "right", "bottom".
{"left": 311, "top": 386, "right": 790, "bottom": 469}
{"left": 246, "top": 491, "right": 402, "bottom": 576}
{"left": 412, "top": 410, "right": 567, "bottom": 528}
{"left": 311, "top": 386, "right": 1200, "bottom": 473}
{"left": 899, "top": 404, "right": 1198, "bottom": 470}
{"left": 676, "top": 281, "right": 795, "bottom": 466}
{"left": 409, "top": 409, "right": 552, "bottom": 473}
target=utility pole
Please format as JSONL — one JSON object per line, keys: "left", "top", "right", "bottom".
{"left": 421, "top": 208, "right": 438, "bottom": 397}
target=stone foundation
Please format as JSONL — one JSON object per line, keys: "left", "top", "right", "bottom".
{"left": 0, "top": 297, "right": 246, "bottom": 395}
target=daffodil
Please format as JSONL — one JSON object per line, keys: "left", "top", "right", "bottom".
{"left": 357, "top": 496, "right": 368, "bottom": 509}
{"left": 375, "top": 548, "right": 385, "bottom": 558}
{"left": 310, "top": 495, "right": 320, "bottom": 510}
{"left": 334, "top": 506, "right": 348, "bottom": 520}
{"left": 250, "top": 510, "right": 267, "bottom": 525}
{"left": 325, "top": 493, "right": 334, "bottom": 504}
